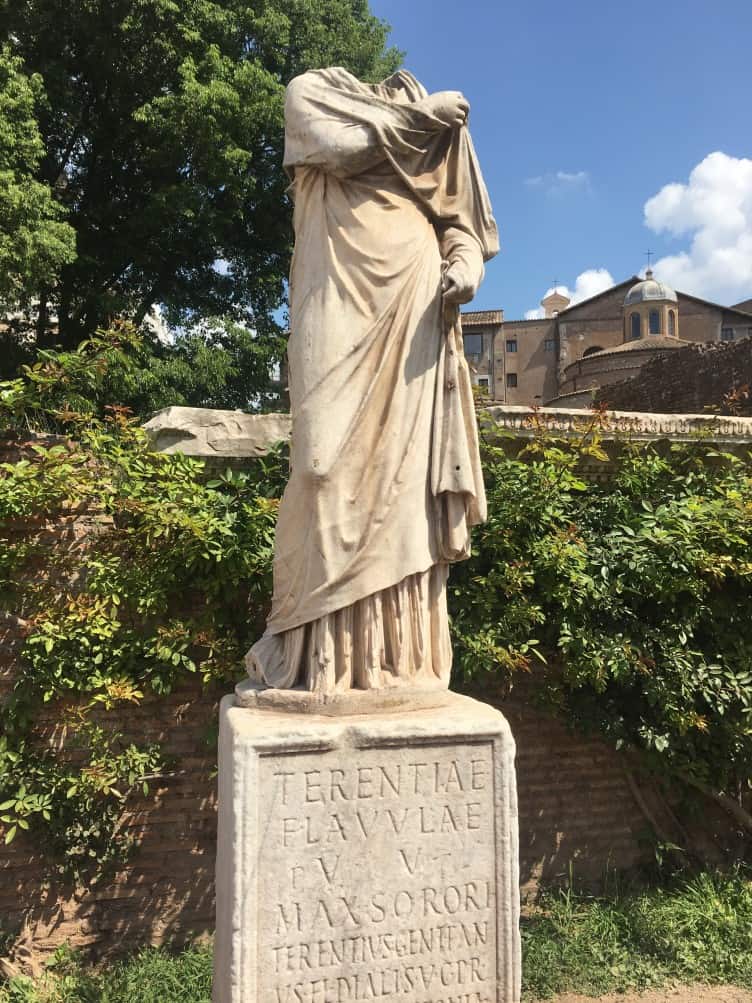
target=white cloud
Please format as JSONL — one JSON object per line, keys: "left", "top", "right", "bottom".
{"left": 555, "top": 170, "right": 589, "bottom": 185}
{"left": 569, "top": 268, "right": 615, "bottom": 303}
{"left": 524, "top": 268, "right": 615, "bottom": 319}
{"left": 644, "top": 152, "right": 752, "bottom": 302}
{"left": 524, "top": 169, "right": 590, "bottom": 193}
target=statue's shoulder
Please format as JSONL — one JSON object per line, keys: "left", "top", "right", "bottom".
{"left": 286, "top": 67, "right": 359, "bottom": 97}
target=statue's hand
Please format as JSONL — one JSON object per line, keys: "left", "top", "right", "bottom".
{"left": 419, "top": 90, "right": 469, "bottom": 129}
{"left": 442, "top": 261, "right": 480, "bottom": 305}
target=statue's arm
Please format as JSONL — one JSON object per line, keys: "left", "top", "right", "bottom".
{"left": 439, "top": 225, "right": 485, "bottom": 306}
{"left": 283, "top": 72, "right": 470, "bottom": 179}
{"left": 284, "top": 74, "right": 386, "bottom": 178}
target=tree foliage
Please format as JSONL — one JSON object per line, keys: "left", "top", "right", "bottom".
{"left": 0, "top": 0, "right": 401, "bottom": 345}
{"left": 0, "top": 319, "right": 285, "bottom": 420}
{"left": 0, "top": 45, "right": 75, "bottom": 314}
{"left": 100, "top": 318, "right": 288, "bottom": 415}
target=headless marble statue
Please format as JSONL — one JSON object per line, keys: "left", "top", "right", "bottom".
{"left": 246, "top": 67, "right": 498, "bottom": 695}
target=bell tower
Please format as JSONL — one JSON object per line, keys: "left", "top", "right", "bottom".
{"left": 541, "top": 288, "right": 571, "bottom": 318}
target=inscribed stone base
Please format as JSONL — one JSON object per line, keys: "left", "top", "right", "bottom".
{"left": 213, "top": 692, "right": 521, "bottom": 1003}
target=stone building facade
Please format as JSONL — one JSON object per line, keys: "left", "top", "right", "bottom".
{"left": 463, "top": 276, "right": 752, "bottom": 407}
{"left": 458, "top": 309, "right": 503, "bottom": 397}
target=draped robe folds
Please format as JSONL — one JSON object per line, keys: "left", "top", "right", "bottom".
{"left": 247, "top": 67, "right": 499, "bottom": 693}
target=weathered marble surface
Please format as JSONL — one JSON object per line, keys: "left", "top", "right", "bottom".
{"left": 235, "top": 678, "right": 452, "bottom": 717}
{"left": 144, "top": 404, "right": 752, "bottom": 461}
{"left": 142, "top": 406, "right": 291, "bottom": 458}
{"left": 483, "top": 405, "right": 752, "bottom": 444}
{"left": 213, "top": 693, "right": 521, "bottom": 1003}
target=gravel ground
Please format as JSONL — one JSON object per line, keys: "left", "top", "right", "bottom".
{"left": 550, "top": 987, "right": 752, "bottom": 1003}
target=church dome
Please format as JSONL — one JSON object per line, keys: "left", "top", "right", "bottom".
{"left": 624, "top": 269, "right": 677, "bottom": 306}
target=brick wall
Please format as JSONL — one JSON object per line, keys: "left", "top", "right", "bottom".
{"left": 0, "top": 432, "right": 653, "bottom": 967}
{"left": 0, "top": 679, "right": 221, "bottom": 966}
{"left": 596, "top": 337, "right": 752, "bottom": 415}
{"left": 503, "top": 696, "right": 647, "bottom": 899}
{"left": 0, "top": 677, "right": 651, "bottom": 966}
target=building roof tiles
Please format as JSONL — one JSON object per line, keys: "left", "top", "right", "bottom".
{"left": 461, "top": 310, "right": 503, "bottom": 326}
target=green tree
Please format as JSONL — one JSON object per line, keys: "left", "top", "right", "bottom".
{"left": 0, "top": 0, "right": 401, "bottom": 348}
{"left": 0, "top": 46, "right": 75, "bottom": 317}
{"left": 0, "top": 319, "right": 286, "bottom": 421}
{"left": 103, "top": 317, "right": 288, "bottom": 416}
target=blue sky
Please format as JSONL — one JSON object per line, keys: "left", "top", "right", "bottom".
{"left": 370, "top": 0, "right": 752, "bottom": 319}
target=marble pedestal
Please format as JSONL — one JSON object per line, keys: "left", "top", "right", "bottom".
{"left": 213, "top": 692, "right": 521, "bottom": 1003}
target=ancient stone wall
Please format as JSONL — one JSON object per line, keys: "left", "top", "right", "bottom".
{"left": 557, "top": 343, "right": 679, "bottom": 397}
{"left": 596, "top": 337, "right": 752, "bottom": 415}
{"left": 0, "top": 676, "right": 221, "bottom": 965}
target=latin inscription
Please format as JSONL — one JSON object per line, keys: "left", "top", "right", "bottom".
{"left": 256, "top": 744, "right": 497, "bottom": 1003}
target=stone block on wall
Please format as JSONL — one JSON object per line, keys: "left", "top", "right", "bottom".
{"left": 142, "top": 407, "right": 291, "bottom": 463}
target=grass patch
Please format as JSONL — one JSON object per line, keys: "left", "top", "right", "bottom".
{"left": 2, "top": 870, "right": 751, "bottom": 1001}
{"left": 522, "top": 868, "right": 752, "bottom": 999}
{"left": 0, "top": 945, "right": 213, "bottom": 1003}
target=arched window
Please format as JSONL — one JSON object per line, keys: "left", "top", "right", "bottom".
{"left": 582, "top": 346, "right": 604, "bottom": 357}
{"left": 668, "top": 310, "right": 676, "bottom": 336}
{"left": 630, "top": 313, "right": 641, "bottom": 339}
{"left": 649, "top": 309, "right": 660, "bottom": 335}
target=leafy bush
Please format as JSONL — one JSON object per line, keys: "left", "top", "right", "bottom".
{"left": 0, "top": 332, "right": 284, "bottom": 877}
{"left": 451, "top": 414, "right": 752, "bottom": 840}
{"left": 2, "top": 338, "right": 752, "bottom": 875}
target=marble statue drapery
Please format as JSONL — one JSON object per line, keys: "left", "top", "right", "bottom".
{"left": 247, "top": 68, "right": 498, "bottom": 692}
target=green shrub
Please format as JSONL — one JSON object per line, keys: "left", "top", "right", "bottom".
{"left": 0, "top": 944, "right": 213, "bottom": 1002}
{"left": 2, "top": 338, "right": 752, "bottom": 876}
{"left": 452, "top": 414, "right": 752, "bottom": 837}
{"left": 0, "top": 332, "right": 284, "bottom": 877}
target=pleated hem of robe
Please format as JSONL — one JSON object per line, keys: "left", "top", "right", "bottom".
{"left": 246, "top": 565, "right": 451, "bottom": 693}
